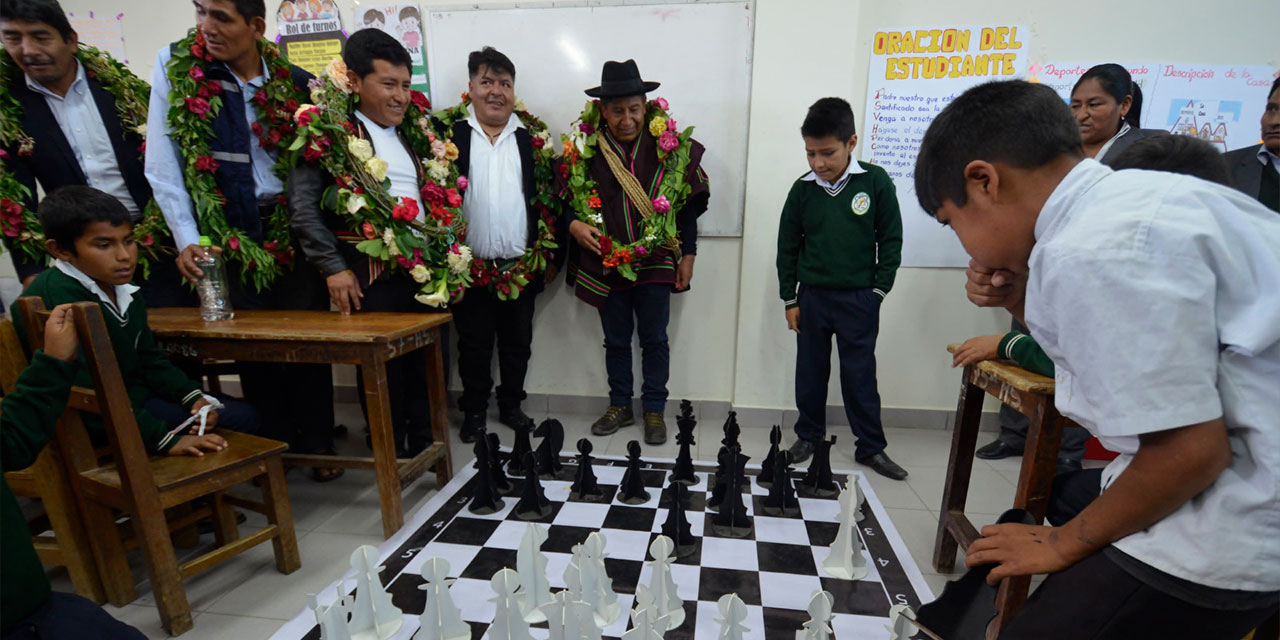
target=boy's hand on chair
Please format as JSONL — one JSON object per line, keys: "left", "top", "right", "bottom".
{"left": 785, "top": 307, "right": 801, "bottom": 333}
{"left": 43, "top": 304, "right": 81, "bottom": 361}
{"left": 952, "top": 334, "right": 1002, "bottom": 367}
{"left": 169, "top": 434, "right": 228, "bottom": 457}
{"left": 965, "top": 523, "right": 1088, "bottom": 585}
{"left": 188, "top": 397, "right": 220, "bottom": 432}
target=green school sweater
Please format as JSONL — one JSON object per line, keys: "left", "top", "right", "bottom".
{"left": 999, "top": 331, "right": 1055, "bottom": 377}
{"left": 2, "top": 351, "right": 75, "bottom": 632}
{"left": 14, "top": 265, "right": 203, "bottom": 455}
{"left": 776, "top": 162, "right": 903, "bottom": 309}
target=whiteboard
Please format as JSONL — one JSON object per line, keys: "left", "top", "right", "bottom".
{"left": 425, "top": 1, "right": 754, "bottom": 237}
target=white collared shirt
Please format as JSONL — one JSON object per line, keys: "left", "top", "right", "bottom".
{"left": 1026, "top": 158, "right": 1280, "bottom": 592}
{"left": 462, "top": 108, "right": 527, "bottom": 260}
{"left": 355, "top": 110, "right": 425, "bottom": 223}
{"left": 1256, "top": 145, "right": 1280, "bottom": 175}
{"left": 800, "top": 155, "right": 867, "bottom": 197}
{"left": 1092, "top": 121, "right": 1131, "bottom": 161}
{"left": 28, "top": 61, "right": 140, "bottom": 214}
{"left": 54, "top": 259, "right": 139, "bottom": 324}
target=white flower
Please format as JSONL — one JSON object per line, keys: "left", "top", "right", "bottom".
{"left": 589, "top": 213, "right": 603, "bottom": 226}
{"left": 346, "top": 194, "right": 368, "bottom": 214}
{"left": 447, "top": 245, "right": 472, "bottom": 274}
{"left": 365, "top": 157, "right": 389, "bottom": 182}
{"left": 426, "top": 159, "right": 449, "bottom": 182}
{"left": 133, "top": 123, "right": 147, "bottom": 136}
{"left": 415, "top": 290, "right": 449, "bottom": 307}
{"left": 410, "top": 264, "right": 432, "bottom": 283}
{"left": 310, "top": 85, "right": 325, "bottom": 103}
{"left": 536, "top": 130, "right": 551, "bottom": 146}
{"left": 514, "top": 98, "right": 527, "bottom": 113}
{"left": 382, "top": 228, "right": 400, "bottom": 256}
{"left": 572, "top": 132, "right": 587, "bottom": 155}
{"left": 348, "top": 137, "right": 373, "bottom": 163}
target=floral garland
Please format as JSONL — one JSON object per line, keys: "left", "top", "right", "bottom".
{"left": 561, "top": 97, "right": 694, "bottom": 281}
{"left": 165, "top": 28, "right": 300, "bottom": 292}
{"left": 289, "top": 59, "right": 471, "bottom": 307}
{"left": 0, "top": 44, "right": 173, "bottom": 276}
{"left": 434, "top": 93, "right": 561, "bottom": 301}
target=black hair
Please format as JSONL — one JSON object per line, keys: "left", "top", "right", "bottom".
{"left": 915, "top": 80, "right": 1083, "bottom": 216}
{"left": 1127, "top": 82, "right": 1143, "bottom": 128}
{"left": 228, "top": 0, "right": 266, "bottom": 23}
{"left": 343, "top": 27, "right": 411, "bottom": 77}
{"left": 39, "top": 186, "right": 133, "bottom": 253}
{"left": 801, "top": 97, "right": 856, "bottom": 141}
{"left": 1270, "top": 76, "right": 1280, "bottom": 100}
{"left": 467, "top": 46, "right": 515, "bottom": 80}
{"left": 0, "top": 0, "right": 73, "bottom": 41}
{"left": 362, "top": 8, "right": 382, "bottom": 24}
{"left": 1108, "top": 134, "right": 1231, "bottom": 187}
{"left": 398, "top": 6, "right": 417, "bottom": 22}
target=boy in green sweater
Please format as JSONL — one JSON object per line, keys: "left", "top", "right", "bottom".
{"left": 13, "top": 186, "right": 258, "bottom": 455}
{"left": 776, "top": 98, "right": 906, "bottom": 480}
{"left": 3, "top": 304, "right": 145, "bottom": 638}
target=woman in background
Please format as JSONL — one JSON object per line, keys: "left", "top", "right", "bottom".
{"left": 1070, "top": 63, "right": 1165, "bottom": 164}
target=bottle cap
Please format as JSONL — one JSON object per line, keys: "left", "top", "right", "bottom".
{"left": 198, "top": 235, "right": 212, "bottom": 247}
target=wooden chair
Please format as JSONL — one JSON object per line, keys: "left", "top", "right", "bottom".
{"left": 16, "top": 299, "right": 301, "bottom": 636}
{"left": 1, "top": 318, "right": 107, "bottom": 603}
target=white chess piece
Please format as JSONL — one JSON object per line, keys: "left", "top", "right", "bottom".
{"left": 516, "top": 523, "right": 554, "bottom": 623}
{"left": 795, "top": 590, "right": 833, "bottom": 640}
{"left": 416, "top": 557, "right": 470, "bottom": 640}
{"left": 488, "top": 568, "right": 534, "bottom": 640}
{"left": 822, "top": 483, "right": 869, "bottom": 580}
{"left": 623, "top": 585, "right": 670, "bottom": 640}
{"left": 310, "top": 586, "right": 353, "bottom": 640}
{"left": 886, "top": 604, "right": 918, "bottom": 640}
{"left": 645, "top": 536, "right": 685, "bottom": 629}
{"left": 715, "top": 593, "right": 749, "bottom": 640}
{"left": 347, "top": 546, "right": 403, "bottom": 640}
{"left": 574, "top": 532, "right": 621, "bottom": 626}
{"left": 542, "top": 590, "right": 603, "bottom": 640}
{"left": 853, "top": 477, "right": 866, "bottom": 522}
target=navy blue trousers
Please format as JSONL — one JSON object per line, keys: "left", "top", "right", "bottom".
{"left": 599, "top": 284, "right": 671, "bottom": 414}
{"left": 793, "top": 286, "right": 887, "bottom": 461}
{"left": 2, "top": 592, "right": 145, "bottom": 640}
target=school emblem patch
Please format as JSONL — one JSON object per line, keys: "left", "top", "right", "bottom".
{"left": 851, "top": 191, "right": 871, "bottom": 215}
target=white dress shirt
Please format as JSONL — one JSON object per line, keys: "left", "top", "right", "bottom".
{"left": 1026, "top": 158, "right": 1280, "bottom": 592}
{"left": 1256, "top": 144, "right": 1280, "bottom": 175}
{"left": 800, "top": 155, "right": 867, "bottom": 197}
{"left": 144, "top": 47, "right": 284, "bottom": 250}
{"left": 53, "top": 260, "right": 139, "bottom": 324}
{"left": 1092, "top": 121, "right": 1130, "bottom": 161}
{"left": 355, "top": 111, "right": 424, "bottom": 222}
{"left": 28, "top": 61, "right": 139, "bottom": 214}
{"left": 463, "top": 108, "right": 527, "bottom": 260}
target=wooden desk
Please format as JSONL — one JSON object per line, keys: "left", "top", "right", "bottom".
{"left": 935, "top": 345, "right": 1072, "bottom": 639}
{"left": 148, "top": 309, "right": 453, "bottom": 538}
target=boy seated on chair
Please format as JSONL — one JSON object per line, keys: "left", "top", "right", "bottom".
{"left": 916, "top": 79, "right": 1279, "bottom": 639}
{"left": 13, "top": 186, "right": 258, "bottom": 456}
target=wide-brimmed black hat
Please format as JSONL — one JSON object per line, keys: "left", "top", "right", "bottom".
{"left": 584, "top": 59, "right": 660, "bottom": 99}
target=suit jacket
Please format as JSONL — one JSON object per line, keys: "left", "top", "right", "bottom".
{"left": 1099, "top": 127, "right": 1168, "bottom": 167}
{"left": 2, "top": 72, "right": 153, "bottom": 280}
{"left": 1223, "top": 144, "right": 1265, "bottom": 200}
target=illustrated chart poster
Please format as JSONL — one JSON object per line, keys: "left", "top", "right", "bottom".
{"left": 275, "top": 0, "right": 346, "bottom": 77}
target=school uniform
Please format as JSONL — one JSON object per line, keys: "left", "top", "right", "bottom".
{"left": 1222, "top": 143, "right": 1280, "bottom": 212}
{"left": 776, "top": 159, "right": 902, "bottom": 461}
{"left": 1003, "top": 159, "right": 1280, "bottom": 638}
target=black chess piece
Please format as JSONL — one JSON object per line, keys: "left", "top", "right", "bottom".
{"left": 486, "top": 432, "right": 514, "bottom": 496}
{"left": 761, "top": 449, "right": 800, "bottom": 516}
{"left": 711, "top": 446, "right": 753, "bottom": 537}
{"left": 468, "top": 430, "right": 504, "bottom": 514}
{"left": 757, "top": 425, "right": 783, "bottom": 488}
{"left": 569, "top": 438, "right": 604, "bottom": 501}
{"left": 514, "top": 451, "right": 553, "bottom": 520}
{"left": 507, "top": 422, "right": 534, "bottom": 476}
{"left": 798, "top": 435, "right": 838, "bottom": 498}
{"left": 679, "top": 399, "right": 694, "bottom": 419}
{"left": 721, "top": 411, "right": 740, "bottom": 448}
{"left": 707, "top": 445, "right": 733, "bottom": 511}
{"left": 534, "top": 418, "right": 565, "bottom": 479}
{"left": 618, "top": 440, "right": 651, "bottom": 505}
{"left": 660, "top": 480, "right": 698, "bottom": 558}
{"left": 670, "top": 404, "right": 697, "bottom": 486}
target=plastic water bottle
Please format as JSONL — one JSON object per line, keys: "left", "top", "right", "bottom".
{"left": 195, "top": 235, "right": 234, "bottom": 321}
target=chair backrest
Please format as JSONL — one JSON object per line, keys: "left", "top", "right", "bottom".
{"left": 0, "top": 318, "right": 30, "bottom": 395}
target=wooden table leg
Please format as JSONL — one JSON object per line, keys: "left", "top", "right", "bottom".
{"left": 933, "top": 366, "right": 985, "bottom": 573}
{"left": 425, "top": 333, "right": 453, "bottom": 487}
{"left": 1012, "top": 397, "right": 1065, "bottom": 523}
{"left": 361, "top": 354, "right": 404, "bottom": 538}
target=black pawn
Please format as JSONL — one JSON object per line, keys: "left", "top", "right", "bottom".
{"left": 757, "top": 425, "right": 783, "bottom": 488}
{"left": 514, "top": 452, "right": 553, "bottom": 520}
{"left": 618, "top": 440, "right": 651, "bottom": 505}
{"left": 534, "top": 418, "right": 565, "bottom": 479}
{"left": 468, "top": 431, "right": 504, "bottom": 514}
{"left": 660, "top": 480, "right": 698, "bottom": 558}
{"left": 762, "top": 449, "right": 800, "bottom": 516}
{"left": 711, "top": 446, "right": 752, "bottom": 537}
{"left": 569, "top": 438, "right": 603, "bottom": 501}
{"left": 798, "top": 435, "right": 838, "bottom": 498}
{"left": 486, "top": 432, "right": 514, "bottom": 496}
{"left": 507, "top": 423, "right": 534, "bottom": 476}
{"left": 670, "top": 404, "right": 697, "bottom": 486}
{"left": 721, "top": 411, "right": 740, "bottom": 448}
{"left": 707, "top": 445, "right": 733, "bottom": 511}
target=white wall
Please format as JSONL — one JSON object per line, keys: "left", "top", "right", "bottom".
{"left": 13, "top": 0, "right": 1280, "bottom": 415}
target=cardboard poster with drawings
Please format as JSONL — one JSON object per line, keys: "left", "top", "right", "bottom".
{"left": 275, "top": 0, "right": 346, "bottom": 77}
{"left": 354, "top": 2, "right": 430, "bottom": 97}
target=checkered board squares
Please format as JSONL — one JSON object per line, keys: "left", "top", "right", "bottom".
{"left": 282, "top": 455, "right": 932, "bottom": 640}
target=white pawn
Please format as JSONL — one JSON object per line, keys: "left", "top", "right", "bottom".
{"left": 645, "top": 536, "right": 685, "bottom": 629}
{"left": 311, "top": 586, "right": 353, "bottom": 640}
{"left": 715, "top": 593, "right": 749, "bottom": 640}
{"left": 853, "top": 477, "right": 866, "bottom": 522}
{"left": 822, "top": 483, "right": 869, "bottom": 580}
{"left": 516, "top": 523, "right": 554, "bottom": 622}
{"left": 417, "top": 557, "right": 470, "bottom": 640}
{"left": 574, "top": 532, "right": 620, "bottom": 626}
{"left": 796, "top": 590, "right": 833, "bottom": 640}
{"left": 623, "top": 585, "right": 670, "bottom": 640}
{"left": 347, "top": 546, "right": 403, "bottom": 640}
{"left": 542, "top": 590, "right": 602, "bottom": 640}
{"left": 886, "top": 604, "right": 918, "bottom": 640}
{"left": 488, "top": 568, "right": 534, "bottom": 640}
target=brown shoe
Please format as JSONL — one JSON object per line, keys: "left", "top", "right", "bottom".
{"left": 591, "top": 405, "right": 634, "bottom": 436}
{"left": 642, "top": 412, "right": 667, "bottom": 445}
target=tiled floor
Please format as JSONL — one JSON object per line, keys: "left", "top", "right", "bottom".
{"left": 47, "top": 404, "right": 1078, "bottom": 638}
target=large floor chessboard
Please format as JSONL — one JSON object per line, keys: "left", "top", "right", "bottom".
{"left": 273, "top": 454, "right": 934, "bottom": 639}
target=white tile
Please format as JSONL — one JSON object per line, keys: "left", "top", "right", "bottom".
{"left": 906, "top": 465, "right": 1017, "bottom": 515}
{"left": 881, "top": 508, "right": 961, "bottom": 577}
{"left": 699, "top": 537, "right": 758, "bottom": 571}
{"left": 757, "top": 570, "right": 823, "bottom": 611}
{"left": 184, "top": 612, "right": 288, "bottom": 639}
{"left": 600, "top": 528, "right": 654, "bottom": 561}
{"left": 551, "top": 501, "right": 611, "bottom": 529}
{"left": 404, "top": 542, "right": 481, "bottom": 577}
{"left": 753, "top": 515, "right": 810, "bottom": 545}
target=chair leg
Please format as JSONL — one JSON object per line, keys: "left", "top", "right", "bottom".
{"left": 933, "top": 371, "right": 985, "bottom": 573}
{"left": 261, "top": 457, "right": 301, "bottom": 574}
{"left": 210, "top": 491, "right": 239, "bottom": 547}
{"left": 128, "top": 506, "right": 193, "bottom": 635}
{"left": 37, "top": 451, "right": 107, "bottom": 603}
{"left": 81, "top": 501, "right": 138, "bottom": 606}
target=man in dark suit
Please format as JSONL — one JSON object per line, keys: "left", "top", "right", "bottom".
{"left": 1222, "top": 77, "right": 1280, "bottom": 212}
{"left": 0, "top": 0, "right": 190, "bottom": 305}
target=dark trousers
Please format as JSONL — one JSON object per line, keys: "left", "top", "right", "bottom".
{"left": 2, "top": 592, "right": 145, "bottom": 640}
{"left": 229, "top": 258, "right": 335, "bottom": 453}
{"left": 1047, "top": 467, "right": 1103, "bottom": 526}
{"left": 353, "top": 273, "right": 432, "bottom": 449}
{"left": 141, "top": 393, "right": 261, "bottom": 436}
{"left": 1001, "top": 549, "right": 1277, "bottom": 640}
{"left": 135, "top": 254, "right": 198, "bottom": 309}
{"left": 995, "top": 317, "right": 1088, "bottom": 463}
{"left": 599, "top": 283, "right": 670, "bottom": 414}
{"left": 452, "top": 285, "right": 538, "bottom": 414}
{"left": 793, "top": 286, "right": 886, "bottom": 461}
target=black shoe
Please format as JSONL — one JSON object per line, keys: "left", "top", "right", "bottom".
{"left": 862, "top": 452, "right": 908, "bottom": 480}
{"left": 1055, "top": 458, "right": 1083, "bottom": 475}
{"left": 975, "top": 440, "right": 1023, "bottom": 460}
{"left": 460, "top": 411, "right": 486, "bottom": 443}
{"left": 498, "top": 407, "right": 535, "bottom": 431}
{"left": 788, "top": 438, "right": 815, "bottom": 464}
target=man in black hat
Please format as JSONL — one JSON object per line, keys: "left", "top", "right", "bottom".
{"left": 564, "top": 59, "right": 710, "bottom": 445}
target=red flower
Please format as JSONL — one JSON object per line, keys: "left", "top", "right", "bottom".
{"left": 188, "top": 66, "right": 205, "bottom": 81}
{"left": 0, "top": 149, "right": 7, "bottom": 160}
{"left": 190, "top": 44, "right": 206, "bottom": 60}
{"left": 342, "top": 121, "right": 356, "bottom": 134}
{"left": 205, "top": 80, "right": 223, "bottom": 96}
{"left": 284, "top": 99, "right": 299, "bottom": 113}
{"left": 194, "top": 155, "right": 220, "bottom": 172}
{"left": 598, "top": 235, "right": 613, "bottom": 255}
{"left": 295, "top": 106, "right": 320, "bottom": 126}
{"left": 587, "top": 194, "right": 602, "bottom": 210}
{"left": 264, "top": 240, "right": 278, "bottom": 251}
{"left": 141, "top": 234, "right": 155, "bottom": 246}
{"left": 197, "top": 85, "right": 211, "bottom": 99}
{"left": 304, "top": 142, "right": 324, "bottom": 162}
{"left": 579, "top": 122, "right": 595, "bottom": 135}
{"left": 362, "top": 222, "right": 376, "bottom": 239}
{"left": 227, "top": 236, "right": 240, "bottom": 251}
{"left": 391, "top": 198, "right": 420, "bottom": 222}
{"left": 445, "top": 188, "right": 462, "bottom": 208}
{"left": 251, "top": 122, "right": 264, "bottom": 137}
{"left": 396, "top": 255, "right": 413, "bottom": 269}
{"left": 136, "top": 141, "right": 146, "bottom": 153}
{"left": 531, "top": 136, "right": 545, "bottom": 149}
{"left": 185, "top": 96, "right": 211, "bottom": 118}
{"left": 410, "top": 91, "right": 431, "bottom": 111}
{"left": 274, "top": 65, "right": 290, "bottom": 80}
{"left": 559, "top": 163, "right": 569, "bottom": 180}
{"left": 253, "top": 90, "right": 268, "bottom": 107}
{"left": 617, "top": 248, "right": 633, "bottom": 264}
{"left": 269, "top": 129, "right": 283, "bottom": 145}
{"left": 421, "top": 183, "right": 445, "bottom": 204}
